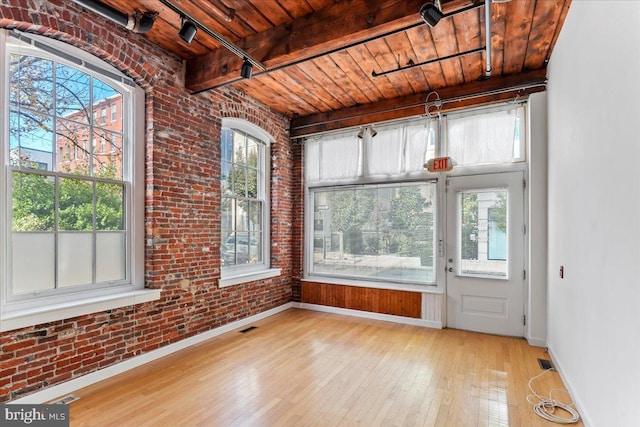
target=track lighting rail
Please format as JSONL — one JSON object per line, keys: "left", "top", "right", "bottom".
{"left": 158, "top": 0, "right": 265, "bottom": 71}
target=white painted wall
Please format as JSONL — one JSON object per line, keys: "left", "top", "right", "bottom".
{"left": 547, "top": 2, "right": 640, "bottom": 426}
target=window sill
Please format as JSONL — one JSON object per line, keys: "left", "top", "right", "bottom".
{"left": 219, "top": 268, "right": 282, "bottom": 288}
{"left": 302, "top": 276, "right": 443, "bottom": 294}
{"left": 0, "top": 289, "right": 162, "bottom": 332}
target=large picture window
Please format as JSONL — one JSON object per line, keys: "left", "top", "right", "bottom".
{"left": 1, "top": 31, "right": 149, "bottom": 330}
{"left": 310, "top": 183, "right": 437, "bottom": 285}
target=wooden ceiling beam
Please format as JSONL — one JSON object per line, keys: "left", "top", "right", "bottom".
{"left": 185, "top": 0, "right": 474, "bottom": 92}
{"left": 289, "top": 68, "right": 547, "bottom": 138}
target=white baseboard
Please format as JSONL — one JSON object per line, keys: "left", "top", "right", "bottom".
{"left": 526, "top": 336, "right": 547, "bottom": 348}
{"left": 293, "top": 302, "right": 443, "bottom": 329}
{"left": 547, "top": 347, "right": 592, "bottom": 427}
{"left": 11, "top": 302, "right": 293, "bottom": 404}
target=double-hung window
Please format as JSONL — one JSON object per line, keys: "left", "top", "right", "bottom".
{"left": 219, "top": 118, "right": 280, "bottom": 287}
{"left": 1, "top": 31, "right": 154, "bottom": 331}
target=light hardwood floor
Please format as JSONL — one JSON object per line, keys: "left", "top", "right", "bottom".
{"left": 67, "top": 309, "right": 583, "bottom": 426}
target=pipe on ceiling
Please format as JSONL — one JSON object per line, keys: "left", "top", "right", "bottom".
{"left": 372, "top": 46, "right": 486, "bottom": 78}
{"left": 72, "top": 0, "right": 156, "bottom": 34}
{"left": 485, "top": 0, "right": 492, "bottom": 77}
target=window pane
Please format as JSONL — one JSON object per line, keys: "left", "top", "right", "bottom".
{"left": 58, "top": 232, "right": 93, "bottom": 287}
{"left": 312, "top": 183, "right": 436, "bottom": 284}
{"left": 12, "top": 233, "right": 55, "bottom": 294}
{"left": 247, "top": 137, "right": 259, "bottom": 165}
{"left": 248, "top": 200, "right": 262, "bottom": 231}
{"left": 221, "top": 160, "right": 231, "bottom": 195}
{"left": 56, "top": 119, "right": 90, "bottom": 174}
{"left": 221, "top": 198, "right": 234, "bottom": 233}
{"left": 235, "top": 200, "right": 248, "bottom": 231}
{"left": 10, "top": 109, "right": 54, "bottom": 169}
{"left": 232, "top": 164, "right": 247, "bottom": 197}
{"left": 233, "top": 131, "right": 247, "bottom": 165}
{"left": 94, "top": 130, "right": 123, "bottom": 178}
{"left": 96, "top": 182, "right": 124, "bottom": 230}
{"left": 93, "top": 77, "right": 119, "bottom": 121}
{"left": 12, "top": 171, "right": 55, "bottom": 231}
{"left": 96, "top": 232, "right": 125, "bottom": 282}
{"left": 59, "top": 177, "right": 94, "bottom": 231}
{"left": 10, "top": 54, "right": 54, "bottom": 112}
{"left": 56, "top": 63, "right": 91, "bottom": 118}
{"left": 249, "top": 231, "right": 262, "bottom": 264}
{"left": 459, "top": 189, "right": 508, "bottom": 278}
{"left": 246, "top": 165, "right": 258, "bottom": 199}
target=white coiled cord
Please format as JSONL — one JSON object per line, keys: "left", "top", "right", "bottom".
{"left": 527, "top": 369, "right": 580, "bottom": 424}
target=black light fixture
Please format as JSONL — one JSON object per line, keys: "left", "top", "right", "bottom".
{"left": 420, "top": 0, "right": 445, "bottom": 27}
{"left": 178, "top": 19, "right": 197, "bottom": 44}
{"left": 240, "top": 58, "right": 253, "bottom": 79}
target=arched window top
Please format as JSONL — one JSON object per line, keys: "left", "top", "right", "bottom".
{"left": 5, "top": 30, "right": 138, "bottom": 92}
{"left": 222, "top": 117, "right": 274, "bottom": 146}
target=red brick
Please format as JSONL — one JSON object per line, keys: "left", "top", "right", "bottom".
{"left": 0, "top": 0, "right": 292, "bottom": 403}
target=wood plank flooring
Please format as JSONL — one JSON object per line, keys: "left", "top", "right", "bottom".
{"left": 66, "top": 309, "right": 583, "bottom": 426}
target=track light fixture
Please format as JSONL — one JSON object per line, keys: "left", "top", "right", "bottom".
{"left": 178, "top": 18, "right": 197, "bottom": 44}
{"left": 240, "top": 58, "right": 253, "bottom": 79}
{"left": 420, "top": 0, "right": 445, "bottom": 27}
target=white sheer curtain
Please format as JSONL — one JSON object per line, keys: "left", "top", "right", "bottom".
{"left": 305, "top": 119, "right": 437, "bottom": 183}
{"left": 305, "top": 132, "right": 360, "bottom": 183}
{"left": 446, "top": 107, "right": 520, "bottom": 166}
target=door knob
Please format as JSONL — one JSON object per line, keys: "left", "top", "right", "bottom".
{"left": 448, "top": 267, "right": 454, "bottom": 272}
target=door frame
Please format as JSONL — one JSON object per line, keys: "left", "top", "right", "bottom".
{"left": 441, "top": 170, "right": 528, "bottom": 336}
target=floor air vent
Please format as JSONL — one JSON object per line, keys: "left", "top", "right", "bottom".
{"left": 239, "top": 326, "right": 258, "bottom": 334}
{"left": 537, "top": 358, "right": 555, "bottom": 370}
{"left": 52, "top": 394, "right": 80, "bottom": 404}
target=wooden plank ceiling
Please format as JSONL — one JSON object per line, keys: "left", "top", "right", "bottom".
{"left": 94, "top": 0, "right": 571, "bottom": 136}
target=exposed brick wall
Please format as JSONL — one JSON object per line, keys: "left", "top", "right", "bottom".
{"left": 291, "top": 141, "right": 305, "bottom": 302}
{"left": 0, "top": 0, "right": 292, "bottom": 402}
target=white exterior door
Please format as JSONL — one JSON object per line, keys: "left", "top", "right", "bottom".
{"left": 446, "top": 172, "right": 525, "bottom": 336}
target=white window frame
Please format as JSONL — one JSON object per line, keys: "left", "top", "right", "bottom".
{"left": 0, "top": 30, "right": 158, "bottom": 332}
{"left": 306, "top": 181, "right": 439, "bottom": 288}
{"left": 219, "top": 118, "right": 280, "bottom": 287}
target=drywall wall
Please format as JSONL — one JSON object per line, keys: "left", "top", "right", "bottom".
{"left": 547, "top": 1, "right": 640, "bottom": 425}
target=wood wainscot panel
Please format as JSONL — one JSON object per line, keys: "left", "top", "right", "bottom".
{"left": 302, "top": 282, "right": 421, "bottom": 319}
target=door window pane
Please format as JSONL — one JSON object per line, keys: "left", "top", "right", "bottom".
{"left": 458, "top": 189, "right": 508, "bottom": 278}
